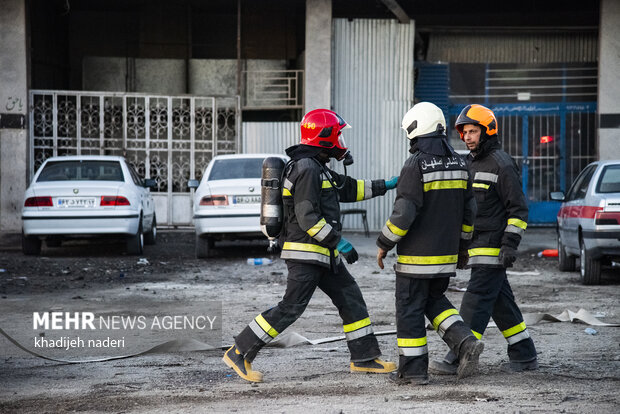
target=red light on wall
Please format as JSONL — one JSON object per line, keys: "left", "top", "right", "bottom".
{"left": 540, "top": 136, "right": 554, "bottom": 144}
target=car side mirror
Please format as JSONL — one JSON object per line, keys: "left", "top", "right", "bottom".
{"left": 144, "top": 178, "right": 157, "bottom": 189}
{"left": 549, "top": 191, "right": 565, "bottom": 201}
{"left": 188, "top": 179, "right": 200, "bottom": 189}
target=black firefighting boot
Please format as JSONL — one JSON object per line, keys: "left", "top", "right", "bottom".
{"left": 433, "top": 321, "right": 484, "bottom": 379}
{"left": 388, "top": 355, "right": 429, "bottom": 385}
{"left": 350, "top": 358, "right": 397, "bottom": 373}
{"left": 500, "top": 358, "right": 539, "bottom": 373}
{"left": 428, "top": 352, "right": 458, "bottom": 375}
{"left": 456, "top": 336, "right": 484, "bottom": 379}
{"left": 222, "top": 345, "right": 263, "bottom": 383}
{"left": 388, "top": 371, "right": 429, "bottom": 385}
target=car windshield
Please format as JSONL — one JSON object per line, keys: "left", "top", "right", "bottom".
{"left": 596, "top": 165, "right": 620, "bottom": 193}
{"left": 208, "top": 158, "right": 264, "bottom": 180}
{"left": 37, "top": 160, "right": 124, "bottom": 182}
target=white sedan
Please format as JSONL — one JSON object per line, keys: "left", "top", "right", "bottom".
{"left": 22, "top": 155, "right": 157, "bottom": 255}
{"left": 188, "top": 154, "right": 287, "bottom": 258}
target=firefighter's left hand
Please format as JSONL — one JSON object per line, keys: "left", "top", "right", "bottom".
{"left": 377, "top": 248, "right": 387, "bottom": 269}
{"left": 385, "top": 176, "right": 398, "bottom": 190}
{"left": 498, "top": 245, "right": 517, "bottom": 268}
{"left": 456, "top": 250, "right": 469, "bottom": 269}
{"left": 337, "top": 238, "right": 359, "bottom": 264}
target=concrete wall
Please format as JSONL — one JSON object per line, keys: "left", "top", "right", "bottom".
{"left": 82, "top": 57, "right": 285, "bottom": 97}
{"left": 0, "top": 0, "right": 29, "bottom": 232}
{"left": 304, "top": 0, "right": 332, "bottom": 112}
{"left": 598, "top": 0, "right": 620, "bottom": 160}
{"left": 82, "top": 57, "right": 128, "bottom": 92}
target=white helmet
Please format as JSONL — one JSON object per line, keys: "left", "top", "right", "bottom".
{"left": 401, "top": 102, "right": 446, "bottom": 140}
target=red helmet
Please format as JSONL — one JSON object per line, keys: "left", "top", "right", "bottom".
{"left": 300, "top": 109, "right": 351, "bottom": 160}
{"left": 455, "top": 104, "right": 498, "bottom": 140}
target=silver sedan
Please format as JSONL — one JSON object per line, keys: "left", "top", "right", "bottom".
{"left": 551, "top": 160, "right": 620, "bottom": 284}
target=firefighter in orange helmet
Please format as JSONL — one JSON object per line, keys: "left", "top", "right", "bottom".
{"left": 430, "top": 104, "right": 538, "bottom": 375}
{"left": 223, "top": 109, "right": 398, "bottom": 382}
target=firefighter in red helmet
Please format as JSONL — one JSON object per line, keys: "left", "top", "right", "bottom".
{"left": 430, "top": 104, "right": 539, "bottom": 375}
{"left": 223, "top": 108, "right": 398, "bottom": 382}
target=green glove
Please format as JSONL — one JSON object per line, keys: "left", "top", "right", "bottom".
{"left": 337, "top": 238, "right": 359, "bottom": 264}
{"left": 385, "top": 176, "right": 398, "bottom": 190}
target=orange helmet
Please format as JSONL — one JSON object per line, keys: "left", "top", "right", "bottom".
{"left": 455, "top": 104, "right": 498, "bottom": 140}
{"left": 300, "top": 109, "right": 351, "bottom": 160}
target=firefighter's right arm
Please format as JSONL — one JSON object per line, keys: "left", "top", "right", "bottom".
{"left": 293, "top": 162, "right": 340, "bottom": 249}
{"left": 376, "top": 159, "right": 423, "bottom": 251}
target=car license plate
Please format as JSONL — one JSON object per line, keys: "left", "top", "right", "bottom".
{"left": 57, "top": 197, "right": 96, "bottom": 208}
{"left": 234, "top": 195, "right": 261, "bottom": 204}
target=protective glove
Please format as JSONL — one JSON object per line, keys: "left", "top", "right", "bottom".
{"left": 385, "top": 176, "right": 398, "bottom": 190}
{"left": 337, "top": 238, "right": 359, "bottom": 264}
{"left": 456, "top": 250, "right": 469, "bottom": 269}
{"left": 498, "top": 245, "right": 517, "bottom": 268}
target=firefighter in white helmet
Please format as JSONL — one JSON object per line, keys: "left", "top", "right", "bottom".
{"left": 377, "top": 102, "right": 483, "bottom": 384}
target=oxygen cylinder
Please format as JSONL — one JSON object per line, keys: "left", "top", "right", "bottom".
{"left": 260, "top": 157, "right": 285, "bottom": 241}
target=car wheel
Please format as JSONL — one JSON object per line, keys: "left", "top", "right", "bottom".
{"left": 126, "top": 220, "right": 144, "bottom": 255}
{"left": 196, "top": 234, "right": 213, "bottom": 258}
{"left": 558, "top": 232, "right": 575, "bottom": 272}
{"left": 580, "top": 237, "right": 601, "bottom": 285}
{"left": 22, "top": 233, "right": 41, "bottom": 256}
{"left": 144, "top": 215, "right": 157, "bottom": 245}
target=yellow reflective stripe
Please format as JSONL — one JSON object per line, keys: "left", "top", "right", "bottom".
{"left": 255, "top": 314, "right": 278, "bottom": 338}
{"left": 397, "top": 337, "right": 427, "bottom": 347}
{"left": 472, "top": 330, "right": 482, "bottom": 339}
{"left": 356, "top": 180, "right": 365, "bottom": 201}
{"left": 423, "top": 180, "right": 468, "bottom": 192}
{"left": 386, "top": 219, "right": 408, "bottom": 237}
{"left": 322, "top": 180, "right": 333, "bottom": 189}
{"left": 343, "top": 317, "right": 371, "bottom": 333}
{"left": 472, "top": 182, "right": 490, "bottom": 189}
{"left": 397, "top": 254, "right": 457, "bottom": 265}
{"left": 306, "top": 218, "right": 327, "bottom": 237}
{"left": 462, "top": 224, "right": 473, "bottom": 233}
{"left": 282, "top": 188, "right": 292, "bottom": 196}
{"left": 469, "top": 247, "right": 500, "bottom": 257}
{"left": 432, "top": 309, "right": 459, "bottom": 331}
{"left": 282, "top": 242, "right": 336, "bottom": 257}
{"left": 502, "top": 322, "right": 527, "bottom": 338}
{"left": 507, "top": 218, "right": 527, "bottom": 230}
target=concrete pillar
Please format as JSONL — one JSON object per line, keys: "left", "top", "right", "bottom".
{"left": 304, "top": 0, "right": 332, "bottom": 112}
{"left": 597, "top": 0, "right": 620, "bottom": 160}
{"left": 0, "top": 0, "right": 29, "bottom": 233}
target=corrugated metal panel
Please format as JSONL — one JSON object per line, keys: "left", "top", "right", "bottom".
{"left": 333, "top": 19, "right": 415, "bottom": 231}
{"left": 428, "top": 31, "right": 598, "bottom": 63}
{"left": 242, "top": 122, "right": 298, "bottom": 155}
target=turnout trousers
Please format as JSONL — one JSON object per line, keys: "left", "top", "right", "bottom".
{"left": 447, "top": 266, "right": 537, "bottom": 363}
{"left": 235, "top": 260, "right": 381, "bottom": 363}
{"left": 396, "top": 276, "right": 476, "bottom": 377}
